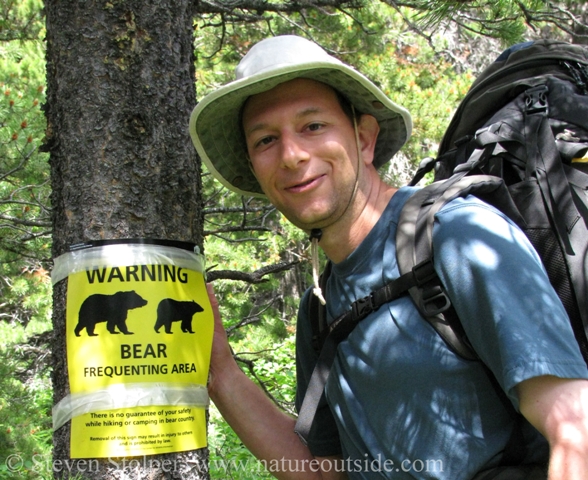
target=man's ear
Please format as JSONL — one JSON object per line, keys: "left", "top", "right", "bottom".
{"left": 357, "top": 114, "right": 380, "bottom": 166}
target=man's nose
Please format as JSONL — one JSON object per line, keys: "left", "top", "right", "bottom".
{"left": 280, "top": 132, "right": 310, "bottom": 168}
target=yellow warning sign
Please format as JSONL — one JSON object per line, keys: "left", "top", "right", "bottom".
{"left": 64, "top": 252, "right": 213, "bottom": 458}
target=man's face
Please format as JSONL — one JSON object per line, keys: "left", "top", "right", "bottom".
{"left": 242, "top": 78, "right": 366, "bottom": 232}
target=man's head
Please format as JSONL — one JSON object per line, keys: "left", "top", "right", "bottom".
{"left": 241, "top": 77, "right": 381, "bottom": 231}
{"left": 190, "top": 35, "right": 412, "bottom": 198}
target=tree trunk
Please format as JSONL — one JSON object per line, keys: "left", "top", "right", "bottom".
{"left": 45, "top": 1, "right": 207, "bottom": 478}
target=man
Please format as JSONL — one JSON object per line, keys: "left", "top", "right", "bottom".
{"left": 189, "top": 35, "right": 588, "bottom": 479}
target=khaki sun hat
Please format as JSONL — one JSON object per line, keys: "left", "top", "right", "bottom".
{"left": 189, "top": 35, "right": 413, "bottom": 198}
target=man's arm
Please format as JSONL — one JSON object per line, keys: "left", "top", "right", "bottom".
{"left": 517, "top": 375, "right": 588, "bottom": 479}
{"left": 206, "top": 284, "right": 347, "bottom": 480}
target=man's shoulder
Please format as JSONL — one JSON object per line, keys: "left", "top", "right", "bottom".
{"left": 434, "top": 194, "right": 522, "bottom": 236}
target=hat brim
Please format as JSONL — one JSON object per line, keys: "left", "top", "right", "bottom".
{"left": 190, "top": 61, "right": 412, "bottom": 198}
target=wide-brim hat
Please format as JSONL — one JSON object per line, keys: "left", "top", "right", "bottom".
{"left": 189, "top": 35, "right": 412, "bottom": 198}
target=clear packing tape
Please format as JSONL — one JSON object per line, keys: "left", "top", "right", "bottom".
{"left": 53, "top": 383, "right": 209, "bottom": 430}
{"left": 51, "top": 242, "right": 210, "bottom": 431}
{"left": 51, "top": 242, "right": 205, "bottom": 286}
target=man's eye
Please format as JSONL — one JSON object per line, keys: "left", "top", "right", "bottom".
{"left": 307, "top": 123, "right": 324, "bottom": 132}
{"left": 256, "top": 136, "right": 274, "bottom": 147}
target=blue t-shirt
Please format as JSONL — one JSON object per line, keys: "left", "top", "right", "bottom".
{"left": 295, "top": 187, "right": 588, "bottom": 479}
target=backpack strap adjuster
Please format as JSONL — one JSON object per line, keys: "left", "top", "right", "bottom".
{"left": 411, "top": 259, "right": 438, "bottom": 286}
{"left": 421, "top": 284, "right": 452, "bottom": 316}
{"left": 412, "top": 260, "right": 452, "bottom": 316}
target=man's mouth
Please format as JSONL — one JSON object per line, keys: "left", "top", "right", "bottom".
{"left": 286, "top": 175, "right": 325, "bottom": 193}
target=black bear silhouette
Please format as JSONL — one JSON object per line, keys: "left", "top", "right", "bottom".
{"left": 74, "top": 291, "right": 148, "bottom": 337}
{"left": 154, "top": 299, "right": 204, "bottom": 334}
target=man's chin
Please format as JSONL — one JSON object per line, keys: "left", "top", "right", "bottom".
{"left": 279, "top": 201, "right": 340, "bottom": 232}
{"left": 289, "top": 216, "right": 334, "bottom": 233}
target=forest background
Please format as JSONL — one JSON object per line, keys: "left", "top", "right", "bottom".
{"left": 0, "top": 0, "right": 586, "bottom": 478}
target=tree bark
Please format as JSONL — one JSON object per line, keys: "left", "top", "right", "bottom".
{"left": 45, "top": 1, "right": 207, "bottom": 478}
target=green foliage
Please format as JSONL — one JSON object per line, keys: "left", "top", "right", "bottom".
{"left": 208, "top": 405, "right": 273, "bottom": 479}
{"left": 0, "top": 26, "right": 51, "bottom": 328}
{"left": 234, "top": 334, "right": 297, "bottom": 411}
{"left": 394, "top": 0, "right": 579, "bottom": 46}
{"left": 0, "top": 263, "right": 52, "bottom": 327}
{"left": 0, "top": 320, "right": 52, "bottom": 480}
{"left": 0, "top": 3, "right": 52, "bottom": 478}
{"left": 408, "top": 0, "right": 525, "bottom": 44}
{"left": 208, "top": 335, "right": 297, "bottom": 478}
{"left": 0, "top": 0, "right": 44, "bottom": 42}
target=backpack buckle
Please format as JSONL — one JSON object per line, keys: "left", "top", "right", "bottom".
{"left": 351, "top": 293, "right": 376, "bottom": 321}
{"left": 524, "top": 85, "right": 549, "bottom": 115}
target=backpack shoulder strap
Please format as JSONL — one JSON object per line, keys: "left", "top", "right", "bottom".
{"left": 296, "top": 257, "right": 431, "bottom": 444}
{"left": 397, "top": 174, "right": 523, "bottom": 291}
{"left": 398, "top": 181, "right": 533, "bottom": 467}
{"left": 396, "top": 175, "right": 525, "bottom": 359}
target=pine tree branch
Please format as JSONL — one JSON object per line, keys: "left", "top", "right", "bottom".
{"left": 195, "top": 0, "right": 363, "bottom": 16}
{"left": 206, "top": 260, "right": 300, "bottom": 283}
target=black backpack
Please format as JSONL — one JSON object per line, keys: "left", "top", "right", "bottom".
{"left": 295, "top": 40, "right": 588, "bottom": 450}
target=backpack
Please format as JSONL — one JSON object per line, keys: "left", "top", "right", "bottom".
{"left": 294, "top": 40, "right": 588, "bottom": 455}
